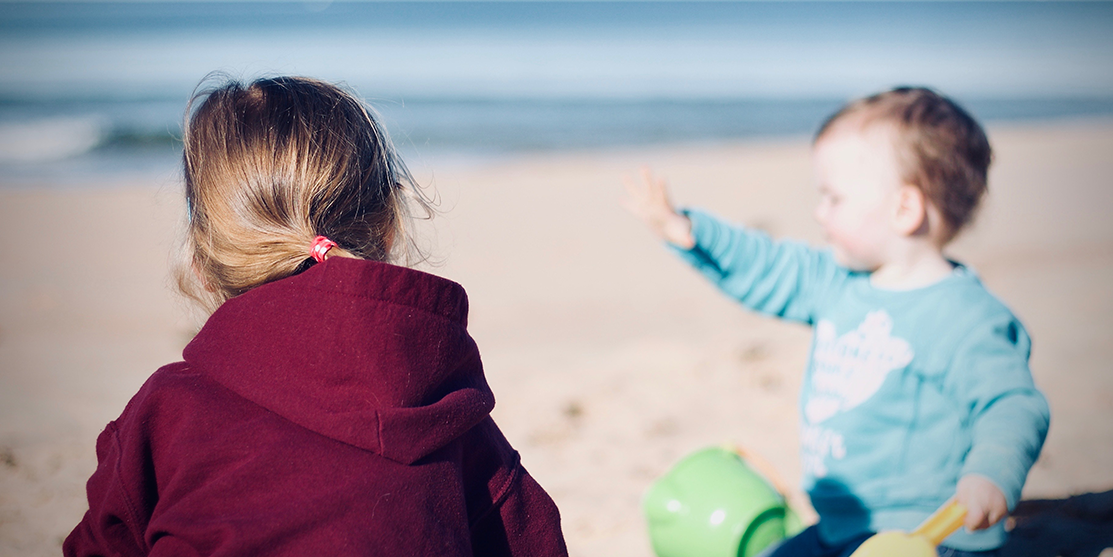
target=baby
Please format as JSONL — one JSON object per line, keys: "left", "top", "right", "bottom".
{"left": 625, "top": 87, "right": 1049, "bottom": 556}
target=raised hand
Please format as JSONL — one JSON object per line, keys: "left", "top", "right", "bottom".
{"left": 956, "top": 474, "right": 1009, "bottom": 531}
{"left": 621, "top": 168, "right": 695, "bottom": 249}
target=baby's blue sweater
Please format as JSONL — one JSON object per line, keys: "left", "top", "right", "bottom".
{"left": 671, "top": 209, "right": 1050, "bottom": 550}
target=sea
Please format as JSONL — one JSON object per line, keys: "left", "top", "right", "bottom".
{"left": 2, "top": 1, "right": 1112, "bottom": 187}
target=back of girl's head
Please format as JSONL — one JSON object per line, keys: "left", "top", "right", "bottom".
{"left": 815, "top": 87, "right": 992, "bottom": 244}
{"left": 177, "top": 75, "right": 428, "bottom": 310}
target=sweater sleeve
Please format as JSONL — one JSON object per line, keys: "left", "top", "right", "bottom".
{"left": 669, "top": 208, "right": 845, "bottom": 325}
{"left": 63, "top": 422, "right": 150, "bottom": 557}
{"left": 950, "top": 316, "right": 1050, "bottom": 511}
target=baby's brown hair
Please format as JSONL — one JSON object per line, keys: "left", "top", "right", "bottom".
{"left": 177, "top": 75, "right": 429, "bottom": 310}
{"left": 816, "top": 87, "right": 992, "bottom": 244}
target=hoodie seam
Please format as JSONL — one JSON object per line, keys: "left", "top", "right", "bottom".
{"left": 376, "top": 410, "right": 385, "bottom": 455}
{"left": 106, "top": 422, "right": 148, "bottom": 551}
{"left": 470, "top": 450, "right": 523, "bottom": 529}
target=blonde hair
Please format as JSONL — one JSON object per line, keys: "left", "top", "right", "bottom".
{"left": 176, "top": 75, "right": 430, "bottom": 310}
{"left": 816, "top": 87, "right": 992, "bottom": 244}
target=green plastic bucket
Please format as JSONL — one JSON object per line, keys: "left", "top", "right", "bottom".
{"left": 644, "top": 446, "right": 805, "bottom": 557}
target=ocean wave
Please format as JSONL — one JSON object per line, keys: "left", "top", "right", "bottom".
{"left": 99, "top": 128, "right": 181, "bottom": 150}
{"left": 0, "top": 115, "right": 185, "bottom": 165}
{"left": 0, "top": 116, "right": 107, "bottom": 163}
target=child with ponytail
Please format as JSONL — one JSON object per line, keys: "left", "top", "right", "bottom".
{"left": 65, "top": 75, "right": 568, "bottom": 557}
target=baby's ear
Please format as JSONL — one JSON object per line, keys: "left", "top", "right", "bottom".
{"left": 893, "top": 185, "right": 928, "bottom": 237}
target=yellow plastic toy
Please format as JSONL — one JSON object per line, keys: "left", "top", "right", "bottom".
{"left": 850, "top": 500, "right": 968, "bottom": 557}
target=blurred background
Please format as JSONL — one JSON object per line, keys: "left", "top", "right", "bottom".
{"left": 2, "top": 2, "right": 1113, "bottom": 556}
{"left": 2, "top": 1, "right": 1112, "bottom": 185}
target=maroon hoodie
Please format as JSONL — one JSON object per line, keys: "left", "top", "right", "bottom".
{"left": 65, "top": 258, "right": 568, "bottom": 556}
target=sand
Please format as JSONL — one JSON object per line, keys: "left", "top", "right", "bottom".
{"left": 1, "top": 119, "right": 1111, "bottom": 556}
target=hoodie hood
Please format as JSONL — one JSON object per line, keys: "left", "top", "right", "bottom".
{"left": 182, "top": 257, "right": 494, "bottom": 465}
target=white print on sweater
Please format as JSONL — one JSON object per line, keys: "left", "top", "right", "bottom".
{"left": 804, "top": 310, "right": 914, "bottom": 425}
{"left": 801, "top": 424, "right": 846, "bottom": 478}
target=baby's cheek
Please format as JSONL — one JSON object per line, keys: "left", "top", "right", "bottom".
{"left": 829, "top": 244, "right": 860, "bottom": 268}
{"left": 831, "top": 230, "right": 865, "bottom": 255}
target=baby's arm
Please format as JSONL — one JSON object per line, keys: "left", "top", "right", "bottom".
{"left": 623, "top": 169, "right": 845, "bottom": 324}
{"left": 621, "top": 168, "right": 695, "bottom": 249}
{"left": 949, "top": 316, "right": 1050, "bottom": 531}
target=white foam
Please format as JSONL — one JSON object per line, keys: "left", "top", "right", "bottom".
{"left": 0, "top": 116, "right": 106, "bottom": 163}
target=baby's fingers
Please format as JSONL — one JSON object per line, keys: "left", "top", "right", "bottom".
{"left": 639, "top": 167, "right": 669, "bottom": 201}
{"left": 623, "top": 168, "right": 667, "bottom": 212}
{"left": 963, "top": 504, "right": 991, "bottom": 531}
{"left": 621, "top": 173, "right": 645, "bottom": 202}
{"left": 956, "top": 475, "right": 1008, "bottom": 531}
{"left": 623, "top": 168, "right": 659, "bottom": 198}
{"left": 620, "top": 174, "right": 648, "bottom": 214}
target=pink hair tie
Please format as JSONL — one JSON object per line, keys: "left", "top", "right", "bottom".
{"left": 309, "top": 235, "right": 337, "bottom": 263}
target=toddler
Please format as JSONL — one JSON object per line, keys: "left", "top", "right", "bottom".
{"left": 624, "top": 87, "right": 1049, "bottom": 556}
{"left": 65, "top": 76, "right": 568, "bottom": 556}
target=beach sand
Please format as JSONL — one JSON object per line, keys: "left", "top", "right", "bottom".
{"left": 2, "top": 119, "right": 1111, "bottom": 556}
